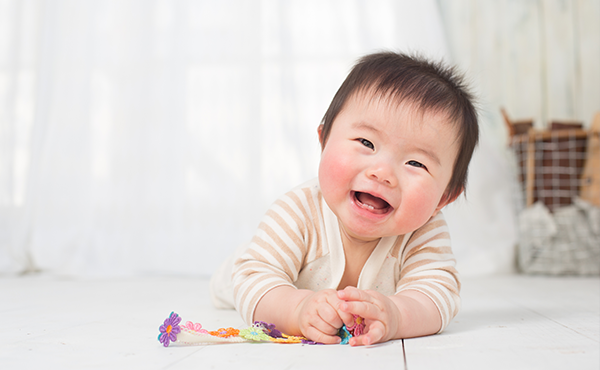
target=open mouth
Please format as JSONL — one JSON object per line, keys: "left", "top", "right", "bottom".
{"left": 353, "top": 191, "right": 392, "bottom": 215}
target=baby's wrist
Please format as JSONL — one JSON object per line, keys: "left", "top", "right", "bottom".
{"left": 387, "top": 295, "right": 406, "bottom": 340}
{"left": 289, "top": 289, "right": 314, "bottom": 334}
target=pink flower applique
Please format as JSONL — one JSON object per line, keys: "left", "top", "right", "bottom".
{"left": 182, "top": 321, "right": 208, "bottom": 334}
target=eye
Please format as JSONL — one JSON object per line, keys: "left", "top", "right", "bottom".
{"left": 358, "top": 138, "right": 374, "bottom": 150}
{"left": 407, "top": 160, "right": 427, "bottom": 169}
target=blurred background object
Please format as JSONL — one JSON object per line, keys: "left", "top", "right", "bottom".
{"left": 0, "top": 0, "right": 598, "bottom": 278}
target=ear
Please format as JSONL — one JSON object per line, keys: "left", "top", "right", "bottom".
{"left": 432, "top": 187, "right": 463, "bottom": 216}
{"left": 317, "top": 124, "right": 325, "bottom": 147}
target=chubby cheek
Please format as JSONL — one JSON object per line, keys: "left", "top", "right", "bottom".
{"left": 318, "top": 148, "right": 353, "bottom": 199}
{"left": 398, "top": 183, "right": 442, "bottom": 230}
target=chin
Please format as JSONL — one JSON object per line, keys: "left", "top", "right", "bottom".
{"left": 342, "top": 222, "right": 388, "bottom": 241}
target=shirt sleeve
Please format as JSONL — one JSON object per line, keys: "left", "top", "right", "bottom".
{"left": 395, "top": 212, "right": 461, "bottom": 332}
{"left": 232, "top": 186, "right": 322, "bottom": 324}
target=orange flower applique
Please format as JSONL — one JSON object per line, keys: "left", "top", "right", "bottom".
{"left": 208, "top": 327, "right": 240, "bottom": 338}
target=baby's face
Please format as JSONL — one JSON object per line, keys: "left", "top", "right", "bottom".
{"left": 318, "top": 91, "right": 460, "bottom": 243}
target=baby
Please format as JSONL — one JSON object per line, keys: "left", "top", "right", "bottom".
{"left": 210, "top": 51, "right": 479, "bottom": 346}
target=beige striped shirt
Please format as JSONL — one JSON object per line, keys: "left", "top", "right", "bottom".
{"left": 232, "top": 178, "right": 461, "bottom": 331}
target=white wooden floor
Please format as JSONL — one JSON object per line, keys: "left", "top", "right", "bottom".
{"left": 1, "top": 274, "right": 598, "bottom": 369}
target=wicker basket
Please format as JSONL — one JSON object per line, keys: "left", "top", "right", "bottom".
{"left": 504, "top": 110, "right": 600, "bottom": 275}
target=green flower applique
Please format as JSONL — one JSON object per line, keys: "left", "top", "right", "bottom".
{"left": 239, "top": 326, "right": 273, "bottom": 342}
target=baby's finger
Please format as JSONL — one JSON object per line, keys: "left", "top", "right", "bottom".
{"left": 315, "top": 306, "right": 344, "bottom": 335}
{"left": 338, "top": 309, "right": 356, "bottom": 328}
{"left": 350, "top": 322, "right": 385, "bottom": 347}
{"left": 349, "top": 334, "right": 371, "bottom": 346}
{"left": 349, "top": 333, "right": 375, "bottom": 346}
{"left": 304, "top": 325, "right": 342, "bottom": 345}
{"left": 339, "top": 300, "right": 381, "bottom": 320}
{"left": 338, "top": 287, "right": 375, "bottom": 303}
{"left": 324, "top": 296, "right": 355, "bottom": 326}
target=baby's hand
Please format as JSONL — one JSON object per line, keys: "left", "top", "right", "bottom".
{"left": 337, "top": 287, "right": 402, "bottom": 346}
{"left": 294, "top": 289, "right": 355, "bottom": 344}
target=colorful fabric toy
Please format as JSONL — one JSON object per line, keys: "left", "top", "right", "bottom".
{"left": 157, "top": 312, "right": 366, "bottom": 347}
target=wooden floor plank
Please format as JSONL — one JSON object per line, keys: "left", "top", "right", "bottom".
{"left": 403, "top": 275, "right": 599, "bottom": 370}
{"left": 482, "top": 276, "right": 600, "bottom": 340}
{"left": 166, "top": 339, "right": 406, "bottom": 369}
{"left": 1, "top": 274, "right": 597, "bottom": 369}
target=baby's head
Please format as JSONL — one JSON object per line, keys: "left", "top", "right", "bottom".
{"left": 319, "top": 52, "right": 478, "bottom": 202}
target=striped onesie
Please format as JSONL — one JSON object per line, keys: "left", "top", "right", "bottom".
{"left": 224, "top": 178, "right": 461, "bottom": 332}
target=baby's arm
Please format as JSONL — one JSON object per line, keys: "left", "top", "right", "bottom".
{"left": 337, "top": 287, "right": 441, "bottom": 346}
{"left": 254, "top": 286, "right": 355, "bottom": 344}
{"left": 337, "top": 213, "right": 460, "bottom": 346}
{"left": 232, "top": 183, "right": 359, "bottom": 344}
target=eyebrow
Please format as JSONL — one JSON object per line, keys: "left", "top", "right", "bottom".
{"left": 351, "top": 122, "right": 383, "bottom": 134}
{"left": 352, "top": 122, "right": 442, "bottom": 167}
{"left": 415, "top": 147, "right": 442, "bottom": 167}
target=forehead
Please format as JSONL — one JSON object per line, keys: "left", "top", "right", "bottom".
{"left": 344, "top": 89, "right": 461, "bottom": 142}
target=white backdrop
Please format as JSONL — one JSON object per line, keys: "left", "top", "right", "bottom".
{"left": 0, "top": 0, "right": 518, "bottom": 277}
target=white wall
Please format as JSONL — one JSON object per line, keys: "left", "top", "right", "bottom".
{"left": 0, "top": 0, "right": 597, "bottom": 277}
{"left": 435, "top": 0, "right": 600, "bottom": 275}
{"left": 439, "top": 0, "right": 600, "bottom": 130}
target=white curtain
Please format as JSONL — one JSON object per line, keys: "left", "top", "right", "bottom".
{"left": 0, "top": 0, "right": 516, "bottom": 277}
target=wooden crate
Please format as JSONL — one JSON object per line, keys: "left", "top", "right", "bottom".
{"left": 504, "top": 110, "right": 600, "bottom": 275}
{"left": 504, "top": 110, "right": 600, "bottom": 211}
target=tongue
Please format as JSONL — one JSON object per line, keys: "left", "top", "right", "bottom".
{"left": 357, "top": 192, "right": 388, "bottom": 210}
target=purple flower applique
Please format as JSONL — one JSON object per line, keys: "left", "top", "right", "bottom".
{"left": 158, "top": 312, "right": 182, "bottom": 347}
{"left": 301, "top": 339, "right": 324, "bottom": 345}
{"left": 254, "top": 321, "right": 283, "bottom": 338}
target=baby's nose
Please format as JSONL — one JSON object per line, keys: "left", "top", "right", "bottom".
{"left": 366, "top": 164, "right": 398, "bottom": 187}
